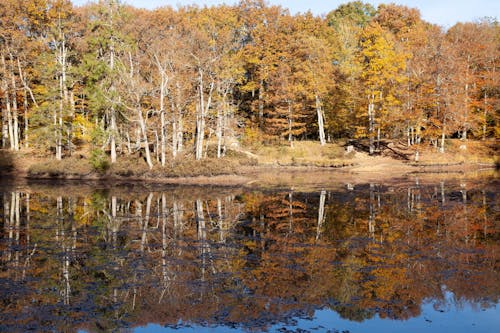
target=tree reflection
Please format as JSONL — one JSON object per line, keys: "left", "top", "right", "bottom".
{"left": 0, "top": 180, "right": 498, "bottom": 331}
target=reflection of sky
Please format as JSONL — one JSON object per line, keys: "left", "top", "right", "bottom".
{"left": 131, "top": 291, "right": 500, "bottom": 333}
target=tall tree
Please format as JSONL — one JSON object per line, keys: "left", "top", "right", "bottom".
{"left": 238, "top": 1, "right": 290, "bottom": 133}
{"left": 327, "top": 1, "right": 375, "bottom": 139}
{"left": 358, "top": 22, "right": 406, "bottom": 154}
{"left": 375, "top": 3, "right": 424, "bottom": 146}
{"left": 79, "top": 0, "right": 129, "bottom": 163}
{"left": 292, "top": 14, "right": 337, "bottom": 145}
{"left": 48, "top": 0, "right": 77, "bottom": 160}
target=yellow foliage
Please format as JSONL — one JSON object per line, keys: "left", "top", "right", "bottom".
{"left": 72, "top": 114, "right": 94, "bottom": 142}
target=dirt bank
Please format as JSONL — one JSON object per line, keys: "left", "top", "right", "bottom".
{"left": 1, "top": 142, "right": 497, "bottom": 189}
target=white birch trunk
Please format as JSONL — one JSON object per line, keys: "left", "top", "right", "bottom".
{"left": 315, "top": 95, "right": 326, "bottom": 146}
{"left": 1, "top": 54, "right": 14, "bottom": 150}
{"left": 258, "top": 79, "right": 264, "bottom": 128}
{"left": 154, "top": 55, "right": 169, "bottom": 166}
{"left": 195, "top": 70, "right": 214, "bottom": 160}
{"left": 160, "top": 74, "right": 167, "bottom": 166}
{"left": 177, "top": 117, "right": 183, "bottom": 153}
{"left": 10, "top": 66, "right": 19, "bottom": 151}
{"left": 1, "top": 104, "right": 7, "bottom": 148}
{"left": 440, "top": 123, "right": 446, "bottom": 153}
{"left": 368, "top": 95, "right": 375, "bottom": 155}
{"left": 109, "top": 107, "right": 117, "bottom": 165}
{"left": 216, "top": 106, "right": 223, "bottom": 159}
{"left": 288, "top": 101, "right": 293, "bottom": 146}
{"left": 138, "top": 107, "right": 153, "bottom": 169}
{"left": 56, "top": 74, "right": 63, "bottom": 160}
{"left": 109, "top": 22, "right": 117, "bottom": 164}
{"left": 5, "top": 88, "right": 14, "bottom": 151}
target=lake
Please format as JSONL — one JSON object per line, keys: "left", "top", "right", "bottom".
{"left": 0, "top": 176, "right": 498, "bottom": 332}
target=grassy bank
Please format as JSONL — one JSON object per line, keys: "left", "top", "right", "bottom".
{"left": 25, "top": 151, "right": 257, "bottom": 180}
{"left": 1, "top": 139, "right": 497, "bottom": 182}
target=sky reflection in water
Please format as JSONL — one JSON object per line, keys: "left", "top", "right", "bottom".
{"left": 136, "top": 298, "right": 499, "bottom": 333}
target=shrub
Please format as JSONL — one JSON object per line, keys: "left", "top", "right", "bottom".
{"left": 90, "top": 149, "right": 110, "bottom": 173}
{"left": 241, "top": 126, "right": 263, "bottom": 149}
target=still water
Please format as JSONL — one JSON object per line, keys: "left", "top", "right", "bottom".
{"left": 0, "top": 177, "right": 498, "bottom": 332}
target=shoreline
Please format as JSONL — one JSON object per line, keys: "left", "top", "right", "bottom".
{"left": 2, "top": 160, "right": 497, "bottom": 189}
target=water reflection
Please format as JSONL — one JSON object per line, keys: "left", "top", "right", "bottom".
{"left": 0, "top": 179, "right": 498, "bottom": 332}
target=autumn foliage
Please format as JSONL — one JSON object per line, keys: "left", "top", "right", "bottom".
{"left": 0, "top": 0, "right": 498, "bottom": 166}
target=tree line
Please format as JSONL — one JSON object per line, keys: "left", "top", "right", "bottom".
{"left": 1, "top": 0, "right": 498, "bottom": 168}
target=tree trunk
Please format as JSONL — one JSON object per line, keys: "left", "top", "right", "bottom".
{"left": 1, "top": 54, "right": 14, "bottom": 150}
{"left": 216, "top": 107, "right": 223, "bottom": 159}
{"left": 126, "top": 131, "right": 131, "bottom": 154}
{"left": 171, "top": 100, "right": 183, "bottom": 159}
{"left": 195, "top": 106, "right": 203, "bottom": 160}
{"left": 110, "top": 109, "right": 117, "bottom": 164}
{"left": 109, "top": 29, "right": 117, "bottom": 164}
{"left": 195, "top": 72, "right": 204, "bottom": 160}
{"left": 10, "top": 68, "right": 19, "bottom": 151}
{"left": 1, "top": 104, "right": 7, "bottom": 149}
{"left": 155, "top": 59, "right": 168, "bottom": 166}
{"left": 17, "top": 58, "right": 37, "bottom": 149}
{"left": 377, "top": 127, "right": 381, "bottom": 151}
{"left": 171, "top": 120, "right": 177, "bottom": 159}
{"left": 368, "top": 95, "right": 375, "bottom": 155}
{"left": 407, "top": 124, "right": 411, "bottom": 147}
{"left": 23, "top": 89, "right": 28, "bottom": 148}
{"left": 258, "top": 79, "right": 264, "bottom": 128}
{"left": 483, "top": 91, "right": 487, "bottom": 140}
{"left": 177, "top": 117, "right": 183, "bottom": 154}
{"left": 288, "top": 101, "right": 293, "bottom": 146}
{"left": 5, "top": 88, "right": 14, "bottom": 151}
{"left": 216, "top": 94, "right": 228, "bottom": 159}
{"left": 56, "top": 74, "right": 63, "bottom": 160}
{"left": 462, "top": 55, "right": 470, "bottom": 141}
{"left": 195, "top": 70, "right": 214, "bottom": 160}
{"left": 440, "top": 124, "right": 446, "bottom": 153}
{"left": 170, "top": 99, "right": 180, "bottom": 158}
{"left": 137, "top": 106, "right": 153, "bottom": 169}
{"left": 55, "top": 29, "right": 70, "bottom": 160}
{"left": 160, "top": 95, "right": 166, "bottom": 167}
{"left": 154, "top": 130, "right": 159, "bottom": 162}
{"left": 315, "top": 95, "right": 326, "bottom": 146}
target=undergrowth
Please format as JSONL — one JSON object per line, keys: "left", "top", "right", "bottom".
{"left": 28, "top": 156, "right": 93, "bottom": 177}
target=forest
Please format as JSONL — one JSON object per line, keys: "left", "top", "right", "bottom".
{"left": 0, "top": 0, "right": 498, "bottom": 172}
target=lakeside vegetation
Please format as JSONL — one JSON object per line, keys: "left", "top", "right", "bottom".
{"left": 0, "top": 0, "right": 498, "bottom": 179}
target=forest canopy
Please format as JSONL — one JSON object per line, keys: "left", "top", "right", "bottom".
{"left": 1, "top": 0, "right": 498, "bottom": 168}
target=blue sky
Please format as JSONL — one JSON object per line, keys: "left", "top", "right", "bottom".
{"left": 72, "top": 0, "right": 499, "bottom": 27}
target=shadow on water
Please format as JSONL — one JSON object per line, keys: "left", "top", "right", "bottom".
{"left": 0, "top": 177, "right": 499, "bottom": 332}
